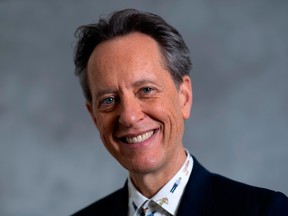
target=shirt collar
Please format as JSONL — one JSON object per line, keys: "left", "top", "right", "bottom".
{"left": 128, "top": 150, "right": 193, "bottom": 216}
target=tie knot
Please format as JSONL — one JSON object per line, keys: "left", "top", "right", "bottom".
{"left": 139, "top": 200, "right": 157, "bottom": 216}
{"left": 139, "top": 200, "right": 172, "bottom": 216}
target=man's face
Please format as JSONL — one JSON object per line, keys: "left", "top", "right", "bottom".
{"left": 86, "top": 32, "right": 192, "bottom": 176}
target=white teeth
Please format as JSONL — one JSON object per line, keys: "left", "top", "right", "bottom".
{"left": 126, "top": 131, "right": 154, "bottom": 144}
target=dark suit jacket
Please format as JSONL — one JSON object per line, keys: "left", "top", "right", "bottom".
{"left": 72, "top": 157, "right": 288, "bottom": 215}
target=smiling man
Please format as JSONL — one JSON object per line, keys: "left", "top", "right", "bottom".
{"left": 72, "top": 9, "right": 288, "bottom": 216}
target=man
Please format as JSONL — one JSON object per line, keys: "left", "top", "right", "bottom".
{"left": 72, "top": 9, "right": 288, "bottom": 215}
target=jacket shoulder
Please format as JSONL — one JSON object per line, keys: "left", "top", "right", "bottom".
{"left": 210, "top": 173, "right": 288, "bottom": 215}
{"left": 71, "top": 186, "right": 128, "bottom": 216}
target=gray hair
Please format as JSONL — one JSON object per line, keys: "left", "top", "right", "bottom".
{"left": 74, "top": 9, "right": 192, "bottom": 102}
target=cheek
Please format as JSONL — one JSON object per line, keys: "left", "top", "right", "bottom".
{"left": 163, "top": 99, "right": 185, "bottom": 133}
{"left": 151, "top": 101, "right": 182, "bottom": 129}
{"left": 96, "top": 120, "right": 117, "bottom": 152}
{"left": 95, "top": 115, "right": 113, "bottom": 136}
{"left": 163, "top": 96, "right": 183, "bottom": 117}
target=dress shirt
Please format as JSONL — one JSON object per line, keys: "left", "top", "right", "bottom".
{"left": 128, "top": 150, "right": 193, "bottom": 216}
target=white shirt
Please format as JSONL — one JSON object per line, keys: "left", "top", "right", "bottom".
{"left": 128, "top": 150, "right": 193, "bottom": 216}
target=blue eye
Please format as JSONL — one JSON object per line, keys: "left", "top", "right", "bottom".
{"left": 101, "top": 97, "right": 116, "bottom": 105}
{"left": 141, "top": 87, "right": 153, "bottom": 94}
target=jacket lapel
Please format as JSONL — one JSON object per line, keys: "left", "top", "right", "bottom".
{"left": 121, "top": 157, "right": 216, "bottom": 215}
{"left": 177, "top": 156, "right": 216, "bottom": 216}
{"left": 116, "top": 181, "right": 129, "bottom": 216}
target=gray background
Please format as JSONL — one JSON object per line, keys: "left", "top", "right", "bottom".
{"left": 0, "top": 0, "right": 287, "bottom": 215}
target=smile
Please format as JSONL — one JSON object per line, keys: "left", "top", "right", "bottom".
{"left": 125, "top": 130, "right": 155, "bottom": 144}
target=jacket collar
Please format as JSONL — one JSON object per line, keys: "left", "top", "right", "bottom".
{"left": 120, "top": 156, "right": 216, "bottom": 216}
{"left": 177, "top": 156, "right": 216, "bottom": 215}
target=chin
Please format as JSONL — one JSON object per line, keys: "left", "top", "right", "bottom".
{"left": 125, "top": 157, "right": 162, "bottom": 174}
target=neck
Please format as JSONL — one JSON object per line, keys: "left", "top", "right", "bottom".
{"left": 129, "top": 148, "right": 187, "bottom": 198}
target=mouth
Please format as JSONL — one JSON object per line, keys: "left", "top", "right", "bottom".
{"left": 121, "top": 130, "right": 156, "bottom": 144}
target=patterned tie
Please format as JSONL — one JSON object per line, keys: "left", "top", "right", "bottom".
{"left": 139, "top": 200, "right": 157, "bottom": 216}
{"left": 139, "top": 200, "right": 173, "bottom": 215}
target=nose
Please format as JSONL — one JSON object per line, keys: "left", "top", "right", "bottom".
{"left": 118, "top": 95, "right": 144, "bottom": 127}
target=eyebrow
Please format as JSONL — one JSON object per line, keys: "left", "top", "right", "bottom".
{"left": 95, "top": 88, "right": 117, "bottom": 100}
{"left": 95, "top": 79, "right": 162, "bottom": 99}
{"left": 131, "top": 79, "right": 161, "bottom": 88}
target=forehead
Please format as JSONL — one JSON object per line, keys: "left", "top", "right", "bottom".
{"left": 89, "top": 32, "right": 164, "bottom": 65}
{"left": 87, "top": 32, "right": 169, "bottom": 84}
{"left": 95, "top": 32, "right": 160, "bottom": 53}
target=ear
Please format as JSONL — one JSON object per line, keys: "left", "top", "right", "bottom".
{"left": 86, "top": 101, "right": 97, "bottom": 126}
{"left": 178, "top": 75, "right": 193, "bottom": 119}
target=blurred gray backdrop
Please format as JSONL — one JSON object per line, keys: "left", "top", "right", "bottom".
{"left": 0, "top": 0, "right": 287, "bottom": 215}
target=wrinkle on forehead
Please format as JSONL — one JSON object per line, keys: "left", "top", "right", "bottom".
{"left": 87, "top": 32, "right": 168, "bottom": 91}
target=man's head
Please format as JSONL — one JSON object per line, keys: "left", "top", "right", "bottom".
{"left": 74, "top": 8, "right": 192, "bottom": 102}
{"left": 74, "top": 9, "right": 193, "bottom": 186}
